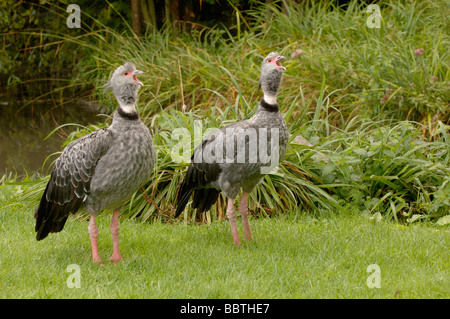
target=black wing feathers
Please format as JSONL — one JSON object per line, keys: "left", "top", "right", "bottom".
{"left": 174, "top": 139, "right": 222, "bottom": 218}
{"left": 192, "top": 188, "right": 220, "bottom": 214}
{"left": 34, "top": 129, "right": 113, "bottom": 240}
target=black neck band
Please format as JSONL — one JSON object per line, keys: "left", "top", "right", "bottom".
{"left": 117, "top": 106, "right": 139, "bottom": 121}
{"left": 260, "top": 98, "right": 279, "bottom": 112}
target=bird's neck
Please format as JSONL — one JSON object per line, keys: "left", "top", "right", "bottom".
{"left": 116, "top": 102, "right": 140, "bottom": 121}
{"left": 259, "top": 94, "right": 279, "bottom": 113}
{"left": 263, "top": 93, "right": 277, "bottom": 105}
{"left": 113, "top": 84, "right": 140, "bottom": 121}
{"left": 259, "top": 70, "right": 281, "bottom": 112}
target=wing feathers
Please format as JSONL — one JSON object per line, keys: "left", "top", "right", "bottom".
{"left": 175, "top": 137, "right": 222, "bottom": 218}
{"left": 35, "top": 129, "right": 113, "bottom": 240}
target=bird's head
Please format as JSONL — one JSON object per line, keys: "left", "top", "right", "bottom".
{"left": 262, "top": 51, "right": 286, "bottom": 72}
{"left": 104, "top": 62, "right": 144, "bottom": 95}
{"left": 259, "top": 52, "right": 286, "bottom": 98}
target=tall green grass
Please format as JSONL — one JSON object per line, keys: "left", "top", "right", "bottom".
{"left": 10, "top": 0, "right": 450, "bottom": 223}
{"left": 62, "top": 0, "right": 447, "bottom": 122}
{"left": 250, "top": 0, "right": 449, "bottom": 121}
{"left": 28, "top": 1, "right": 447, "bottom": 122}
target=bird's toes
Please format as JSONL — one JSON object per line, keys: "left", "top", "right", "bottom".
{"left": 108, "top": 255, "right": 123, "bottom": 265}
{"left": 93, "top": 258, "right": 103, "bottom": 266}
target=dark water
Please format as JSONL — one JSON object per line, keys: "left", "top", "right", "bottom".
{"left": 0, "top": 98, "right": 101, "bottom": 177}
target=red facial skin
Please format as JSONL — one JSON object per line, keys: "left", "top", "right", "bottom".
{"left": 123, "top": 71, "right": 141, "bottom": 85}
{"left": 266, "top": 57, "right": 285, "bottom": 70}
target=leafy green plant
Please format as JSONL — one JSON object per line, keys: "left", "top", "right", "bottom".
{"left": 321, "top": 119, "right": 450, "bottom": 221}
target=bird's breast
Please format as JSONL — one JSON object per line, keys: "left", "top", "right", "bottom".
{"left": 86, "top": 124, "right": 155, "bottom": 211}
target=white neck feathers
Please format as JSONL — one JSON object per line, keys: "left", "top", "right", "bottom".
{"left": 119, "top": 102, "right": 137, "bottom": 114}
{"left": 263, "top": 94, "right": 277, "bottom": 105}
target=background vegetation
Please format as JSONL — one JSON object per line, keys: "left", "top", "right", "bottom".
{"left": 1, "top": 0, "right": 449, "bottom": 225}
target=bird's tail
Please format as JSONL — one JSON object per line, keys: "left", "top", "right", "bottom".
{"left": 174, "top": 186, "right": 220, "bottom": 218}
{"left": 34, "top": 182, "right": 76, "bottom": 240}
{"left": 174, "top": 185, "right": 193, "bottom": 218}
{"left": 192, "top": 188, "right": 220, "bottom": 213}
{"left": 175, "top": 158, "right": 221, "bottom": 218}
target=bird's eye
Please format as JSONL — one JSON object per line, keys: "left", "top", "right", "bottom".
{"left": 267, "top": 59, "right": 272, "bottom": 63}
{"left": 123, "top": 72, "right": 129, "bottom": 76}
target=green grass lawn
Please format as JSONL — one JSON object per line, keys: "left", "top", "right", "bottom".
{"left": 0, "top": 200, "right": 448, "bottom": 299}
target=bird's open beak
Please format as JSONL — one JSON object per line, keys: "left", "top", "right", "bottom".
{"left": 133, "top": 70, "right": 144, "bottom": 86}
{"left": 276, "top": 56, "right": 286, "bottom": 71}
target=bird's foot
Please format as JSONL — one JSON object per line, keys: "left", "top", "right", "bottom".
{"left": 243, "top": 225, "right": 253, "bottom": 241}
{"left": 92, "top": 256, "right": 103, "bottom": 266}
{"left": 108, "top": 253, "right": 123, "bottom": 264}
{"left": 244, "top": 233, "right": 253, "bottom": 241}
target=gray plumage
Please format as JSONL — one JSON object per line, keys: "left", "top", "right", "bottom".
{"left": 175, "top": 52, "right": 288, "bottom": 221}
{"left": 35, "top": 62, "right": 155, "bottom": 241}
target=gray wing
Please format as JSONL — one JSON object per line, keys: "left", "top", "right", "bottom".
{"left": 34, "top": 129, "right": 114, "bottom": 240}
{"left": 174, "top": 121, "right": 254, "bottom": 217}
{"left": 198, "top": 119, "right": 288, "bottom": 193}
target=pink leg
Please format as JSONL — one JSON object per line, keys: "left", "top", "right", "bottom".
{"left": 226, "top": 198, "right": 241, "bottom": 246}
{"left": 88, "top": 215, "right": 102, "bottom": 265}
{"left": 108, "top": 211, "right": 123, "bottom": 264}
{"left": 239, "top": 192, "right": 253, "bottom": 240}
